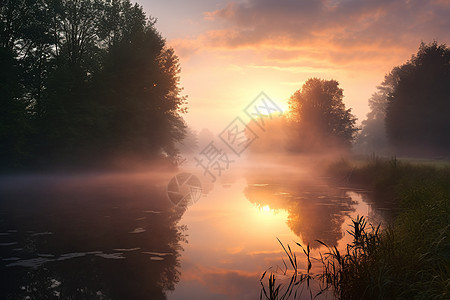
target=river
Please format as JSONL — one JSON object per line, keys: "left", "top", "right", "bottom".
{"left": 0, "top": 161, "right": 393, "bottom": 299}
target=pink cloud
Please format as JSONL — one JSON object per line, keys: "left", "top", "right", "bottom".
{"left": 181, "top": 265, "right": 260, "bottom": 297}
{"left": 175, "top": 0, "right": 450, "bottom": 67}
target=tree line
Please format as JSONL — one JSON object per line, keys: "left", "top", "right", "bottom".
{"left": 0, "top": 0, "right": 186, "bottom": 170}
{"left": 358, "top": 41, "right": 450, "bottom": 156}
{"left": 1, "top": 0, "right": 448, "bottom": 172}
{"left": 250, "top": 41, "right": 449, "bottom": 157}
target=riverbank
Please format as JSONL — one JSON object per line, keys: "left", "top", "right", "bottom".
{"left": 326, "top": 157, "right": 450, "bottom": 299}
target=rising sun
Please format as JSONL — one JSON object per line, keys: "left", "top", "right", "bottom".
{"left": 262, "top": 205, "right": 271, "bottom": 212}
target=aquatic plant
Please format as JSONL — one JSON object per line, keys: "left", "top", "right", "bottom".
{"left": 261, "top": 160, "right": 450, "bottom": 299}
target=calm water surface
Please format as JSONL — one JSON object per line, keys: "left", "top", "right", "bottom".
{"left": 0, "top": 162, "right": 392, "bottom": 299}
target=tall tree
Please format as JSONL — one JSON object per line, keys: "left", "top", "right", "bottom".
{"left": 354, "top": 70, "right": 399, "bottom": 154}
{"left": 95, "top": 2, "right": 186, "bottom": 160}
{"left": 288, "top": 78, "right": 358, "bottom": 152}
{"left": 0, "top": 0, "right": 187, "bottom": 169}
{"left": 0, "top": 47, "right": 28, "bottom": 168}
{"left": 0, "top": 0, "right": 49, "bottom": 167}
{"left": 385, "top": 42, "right": 450, "bottom": 156}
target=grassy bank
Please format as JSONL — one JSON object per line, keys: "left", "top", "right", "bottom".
{"left": 328, "top": 158, "right": 450, "bottom": 299}
{"left": 261, "top": 158, "right": 450, "bottom": 299}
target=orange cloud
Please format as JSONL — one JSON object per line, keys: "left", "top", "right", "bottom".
{"left": 172, "top": 0, "right": 449, "bottom": 68}
{"left": 181, "top": 265, "right": 260, "bottom": 297}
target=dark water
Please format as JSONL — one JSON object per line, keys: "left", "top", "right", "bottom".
{"left": 0, "top": 165, "right": 393, "bottom": 299}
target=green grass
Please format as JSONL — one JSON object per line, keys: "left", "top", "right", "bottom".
{"left": 261, "top": 159, "right": 450, "bottom": 299}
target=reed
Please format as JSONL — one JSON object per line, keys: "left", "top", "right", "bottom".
{"left": 261, "top": 160, "right": 450, "bottom": 299}
{"left": 260, "top": 216, "right": 381, "bottom": 299}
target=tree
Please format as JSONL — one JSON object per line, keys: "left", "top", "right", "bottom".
{"left": 0, "top": 0, "right": 50, "bottom": 168}
{"left": 288, "top": 78, "right": 358, "bottom": 152}
{"left": 384, "top": 42, "right": 450, "bottom": 156}
{"left": 0, "top": 0, "right": 187, "bottom": 169}
{"left": 0, "top": 47, "right": 29, "bottom": 168}
{"left": 354, "top": 70, "right": 399, "bottom": 154}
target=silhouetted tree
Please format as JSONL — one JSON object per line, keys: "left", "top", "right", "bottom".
{"left": 0, "top": 0, "right": 187, "bottom": 169}
{"left": 354, "top": 73, "right": 398, "bottom": 154}
{"left": 0, "top": 47, "right": 29, "bottom": 168}
{"left": 288, "top": 78, "right": 358, "bottom": 152}
{"left": 384, "top": 42, "right": 450, "bottom": 156}
{"left": 175, "top": 126, "right": 198, "bottom": 156}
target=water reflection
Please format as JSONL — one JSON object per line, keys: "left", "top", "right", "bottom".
{"left": 0, "top": 166, "right": 390, "bottom": 299}
{"left": 0, "top": 172, "right": 186, "bottom": 299}
{"left": 244, "top": 172, "right": 356, "bottom": 248}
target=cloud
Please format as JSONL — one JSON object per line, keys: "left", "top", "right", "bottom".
{"left": 182, "top": 265, "right": 260, "bottom": 297}
{"left": 174, "top": 0, "right": 450, "bottom": 69}
{"left": 204, "top": 0, "right": 449, "bottom": 46}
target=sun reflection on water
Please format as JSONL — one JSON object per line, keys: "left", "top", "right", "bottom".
{"left": 261, "top": 205, "right": 270, "bottom": 212}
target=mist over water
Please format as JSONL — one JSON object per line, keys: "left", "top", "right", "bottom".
{"left": 0, "top": 0, "right": 447, "bottom": 298}
{"left": 0, "top": 170, "right": 185, "bottom": 299}
{"left": 0, "top": 156, "right": 393, "bottom": 299}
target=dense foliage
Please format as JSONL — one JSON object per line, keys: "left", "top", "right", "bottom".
{"left": 288, "top": 78, "right": 358, "bottom": 152}
{"left": 357, "top": 42, "right": 450, "bottom": 156}
{"left": 0, "top": 0, "right": 187, "bottom": 170}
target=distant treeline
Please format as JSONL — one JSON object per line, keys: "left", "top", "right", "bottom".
{"left": 356, "top": 42, "right": 450, "bottom": 157}
{"left": 245, "top": 42, "right": 450, "bottom": 157}
{"left": 0, "top": 0, "right": 186, "bottom": 170}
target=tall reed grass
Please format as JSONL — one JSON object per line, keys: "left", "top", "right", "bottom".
{"left": 261, "top": 159, "right": 450, "bottom": 299}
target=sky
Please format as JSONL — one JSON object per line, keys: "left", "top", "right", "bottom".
{"left": 137, "top": 0, "right": 450, "bottom": 133}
